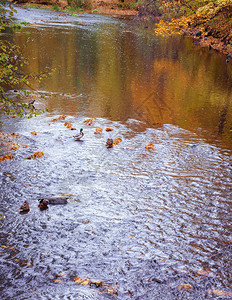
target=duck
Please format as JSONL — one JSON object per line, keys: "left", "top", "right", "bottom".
{"left": 105, "top": 138, "right": 114, "bottom": 148}
{"left": 38, "top": 199, "right": 49, "bottom": 210}
{"left": 74, "top": 128, "right": 84, "bottom": 141}
{"left": 19, "top": 201, "right": 30, "bottom": 213}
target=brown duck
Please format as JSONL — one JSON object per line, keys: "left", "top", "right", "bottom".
{"left": 19, "top": 201, "right": 30, "bottom": 213}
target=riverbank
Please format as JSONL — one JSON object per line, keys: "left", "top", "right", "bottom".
{"left": 139, "top": 0, "right": 232, "bottom": 57}
{"left": 12, "top": 0, "right": 138, "bottom": 18}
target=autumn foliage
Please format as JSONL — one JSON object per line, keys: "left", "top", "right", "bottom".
{"left": 141, "top": 0, "right": 232, "bottom": 52}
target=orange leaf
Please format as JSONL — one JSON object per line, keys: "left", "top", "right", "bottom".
{"left": 52, "top": 279, "right": 63, "bottom": 283}
{"left": 94, "top": 128, "right": 103, "bottom": 134}
{"left": 197, "top": 268, "right": 213, "bottom": 277}
{"left": 64, "top": 122, "right": 73, "bottom": 130}
{"left": 177, "top": 284, "right": 193, "bottom": 290}
{"left": 145, "top": 143, "right": 154, "bottom": 150}
{"left": 26, "top": 151, "right": 44, "bottom": 159}
{"left": 113, "top": 138, "right": 122, "bottom": 145}
{"left": 51, "top": 115, "right": 67, "bottom": 122}
{"left": 209, "top": 289, "right": 232, "bottom": 297}
{"left": 0, "top": 153, "right": 14, "bottom": 162}
{"left": 73, "top": 277, "right": 83, "bottom": 283}
{"left": 105, "top": 127, "right": 113, "bottom": 132}
{"left": 83, "top": 118, "right": 96, "bottom": 126}
{"left": 31, "top": 131, "right": 37, "bottom": 135}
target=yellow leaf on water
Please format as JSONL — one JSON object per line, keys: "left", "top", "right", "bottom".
{"left": 94, "top": 128, "right": 103, "bottom": 134}
{"left": 64, "top": 122, "right": 75, "bottom": 130}
{"left": 145, "top": 143, "right": 154, "bottom": 150}
{"left": 26, "top": 151, "right": 44, "bottom": 160}
{"left": 73, "top": 277, "right": 83, "bottom": 283}
{"left": 113, "top": 138, "right": 122, "bottom": 146}
{"left": 81, "top": 280, "right": 91, "bottom": 285}
{"left": 51, "top": 115, "right": 67, "bottom": 122}
{"left": 83, "top": 117, "right": 96, "bottom": 125}
{"left": 0, "top": 153, "right": 14, "bottom": 162}
{"left": 209, "top": 289, "right": 232, "bottom": 297}
{"left": 52, "top": 279, "right": 63, "bottom": 283}
{"left": 197, "top": 268, "right": 213, "bottom": 277}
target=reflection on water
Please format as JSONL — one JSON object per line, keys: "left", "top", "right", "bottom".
{"left": 8, "top": 6, "right": 232, "bottom": 149}
{"left": 0, "top": 6, "right": 232, "bottom": 300}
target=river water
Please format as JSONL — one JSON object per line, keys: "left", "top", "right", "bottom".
{"left": 0, "top": 6, "right": 232, "bottom": 299}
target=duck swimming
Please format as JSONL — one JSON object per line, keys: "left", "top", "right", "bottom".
{"left": 19, "top": 201, "right": 30, "bottom": 213}
{"left": 74, "top": 128, "right": 84, "bottom": 141}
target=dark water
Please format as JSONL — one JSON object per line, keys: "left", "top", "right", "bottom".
{"left": 0, "top": 6, "right": 232, "bottom": 299}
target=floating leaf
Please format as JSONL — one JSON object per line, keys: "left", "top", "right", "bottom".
{"left": 26, "top": 151, "right": 44, "bottom": 159}
{"left": 51, "top": 115, "right": 67, "bottom": 122}
{"left": 64, "top": 122, "right": 75, "bottom": 130}
{"left": 1, "top": 245, "right": 14, "bottom": 250}
{"left": 73, "top": 277, "right": 118, "bottom": 295}
{"left": 209, "top": 289, "right": 232, "bottom": 297}
{"left": 94, "top": 128, "right": 103, "bottom": 134}
{"left": 177, "top": 284, "right": 193, "bottom": 290}
{"left": 83, "top": 117, "right": 96, "bottom": 126}
{"left": 21, "top": 261, "right": 32, "bottom": 267}
{"left": 0, "top": 153, "right": 14, "bottom": 162}
{"left": 145, "top": 143, "right": 154, "bottom": 150}
{"left": 197, "top": 268, "right": 213, "bottom": 277}
{"left": 52, "top": 279, "right": 63, "bottom": 283}
{"left": 31, "top": 131, "right": 37, "bottom": 135}
{"left": 105, "top": 127, "right": 113, "bottom": 132}
{"left": 113, "top": 138, "right": 122, "bottom": 145}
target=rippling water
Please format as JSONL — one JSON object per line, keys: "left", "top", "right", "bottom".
{"left": 0, "top": 5, "right": 232, "bottom": 300}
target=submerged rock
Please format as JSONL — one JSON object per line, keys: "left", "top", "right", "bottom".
{"left": 38, "top": 196, "right": 68, "bottom": 205}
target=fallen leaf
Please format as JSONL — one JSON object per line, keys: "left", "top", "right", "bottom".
{"left": 177, "top": 284, "right": 193, "bottom": 290}
{"left": 1, "top": 245, "right": 14, "bottom": 250}
{"left": 26, "top": 151, "right": 44, "bottom": 159}
{"left": 145, "top": 143, "right": 154, "bottom": 150}
{"left": 31, "top": 131, "right": 37, "bottom": 135}
{"left": 105, "top": 127, "right": 113, "bottom": 132}
{"left": 208, "top": 289, "right": 232, "bottom": 297}
{"left": 197, "top": 268, "right": 213, "bottom": 277}
{"left": 83, "top": 117, "right": 96, "bottom": 125}
{"left": 52, "top": 279, "right": 63, "bottom": 283}
{"left": 51, "top": 115, "right": 67, "bottom": 122}
{"left": 64, "top": 122, "right": 74, "bottom": 130}
{"left": 94, "top": 128, "right": 103, "bottom": 134}
{"left": 21, "top": 261, "right": 32, "bottom": 267}
{"left": 0, "top": 153, "right": 14, "bottom": 162}
{"left": 113, "top": 138, "right": 122, "bottom": 145}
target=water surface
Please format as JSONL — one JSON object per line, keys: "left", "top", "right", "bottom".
{"left": 0, "top": 6, "right": 231, "bottom": 299}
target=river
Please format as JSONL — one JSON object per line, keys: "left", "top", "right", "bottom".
{"left": 0, "top": 6, "right": 231, "bottom": 299}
